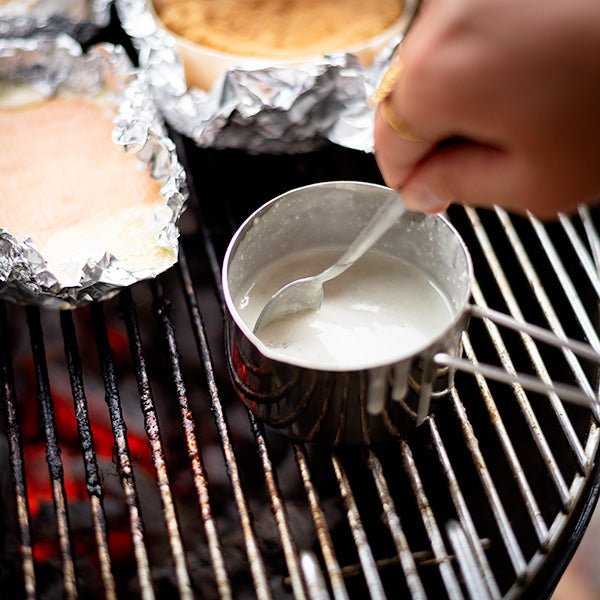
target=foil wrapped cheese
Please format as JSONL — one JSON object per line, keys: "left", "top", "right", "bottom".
{"left": 0, "top": 37, "right": 187, "bottom": 308}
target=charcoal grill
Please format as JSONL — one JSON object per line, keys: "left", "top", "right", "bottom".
{"left": 0, "top": 19, "right": 600, "bottom": 600}
{"left": 2, "top": 112, "right": 600, "bottom": 600}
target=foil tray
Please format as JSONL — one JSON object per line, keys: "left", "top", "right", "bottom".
{"left": 116, "top": 0, "right": 418, "bottom": 154}
{"left": 0, "top": 0, "right": 111, "bottom": 42}
{"left": 0, "top": 35, "right": 187, "bottom": 309}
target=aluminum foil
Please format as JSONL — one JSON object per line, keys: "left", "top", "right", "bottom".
{"left": 0, "top": 0, "right": 111, "bottom": 41}
{"left": 116, "top": 0, "right": 417, "bottom": 155}
{"left": 0, "top": 35, "right": 188, "bottom": 309}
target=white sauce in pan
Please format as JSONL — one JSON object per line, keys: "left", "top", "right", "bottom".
{"left": 235, "top": 248, "right": 454, "bottom": 371}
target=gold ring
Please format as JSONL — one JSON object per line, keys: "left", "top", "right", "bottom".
{"left": 371, "top": 59, "right": 425, "bottom": 142}
{"left": 378, "top": 98, "right": 424, "bottom": 142}
{"left": 370, "top": 59, "right": 404, "bottom": 106}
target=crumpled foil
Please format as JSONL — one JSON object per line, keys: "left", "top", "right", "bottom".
{"left": 0, "top": 0, "right": 111, "bottom": 42}
{"left": 0, "top": 35, "right": 188, "bottom": 309}
{"left": 116, "top": 0, "right": 417, "bottom": 155}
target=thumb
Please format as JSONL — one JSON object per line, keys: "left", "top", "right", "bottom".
{"left": 401, "top": 141, "right": 513, "bottom": 214}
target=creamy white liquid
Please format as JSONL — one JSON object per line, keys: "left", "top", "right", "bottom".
{"left": 235, "top": 248, "right": 454, "bottom": 370}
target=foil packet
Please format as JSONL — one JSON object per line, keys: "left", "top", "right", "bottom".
{"left": 116, "top": 0, "right": 417, "bottom": 155}
{"left": 0, "top": 0, "right": 111, "bottom": 42}
{"left": 0, "top": 35, "right": 188, "bottom": 309}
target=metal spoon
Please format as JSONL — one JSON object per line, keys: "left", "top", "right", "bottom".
{"left": 253, "top": 191, "right": 406, "bottom": 333}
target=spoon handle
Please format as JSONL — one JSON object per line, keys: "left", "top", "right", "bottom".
{"left": 318, "top": 193, "right": 406, "bottom": 283}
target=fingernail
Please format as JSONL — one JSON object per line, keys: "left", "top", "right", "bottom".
{"left": 403, "top": 187, "right": 448, "bottom": 214}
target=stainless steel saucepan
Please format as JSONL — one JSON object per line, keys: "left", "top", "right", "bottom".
{"left": 222, "top": 181, "right": 599, "bottom": 445}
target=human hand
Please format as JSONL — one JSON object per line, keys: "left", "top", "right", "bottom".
{"left": 373, "top": 0, "right": 600, "bottom": 218}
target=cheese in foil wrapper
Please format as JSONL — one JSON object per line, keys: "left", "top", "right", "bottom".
{"left": 116, "top": 0, "right": 418, "bottom": 155}
{"left": 0, "top": 0, "right": 111, "bottom": 41}
{"left": 0, "top": 36, "right": 188, "bottom": 309}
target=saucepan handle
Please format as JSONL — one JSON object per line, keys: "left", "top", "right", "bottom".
{"left": 433, "top": 303, "right": 600, "bottom": 412}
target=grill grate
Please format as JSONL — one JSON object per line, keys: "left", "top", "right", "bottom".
{"left": 1, "top": 135, "right": 599, "bottom": 600}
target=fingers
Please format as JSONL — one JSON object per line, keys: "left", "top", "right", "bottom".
{"left": 374, "top": 25, "right": 516, "bottom": 214}
{"left": 373, "top": 5, "right": 472, "bottom": 210}
{"left": 372, "top": 50, "right": 439, "bottom": 193}
{"left": 372, "top": 0, "right": 600, "bottom": 218}
{"left": 373, "top": 104, "right": 434, "bottom": 190}
{"left": 372, "top": 0, "right": 520, "bottom": 214}
{"left": 400, "top": 137, "right": 591, "bottom": 219}
{"left": 401, "top": 140, "right": 515, "bottom": 214}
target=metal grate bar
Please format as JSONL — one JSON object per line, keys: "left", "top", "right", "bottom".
{"left": 502, "top": 423, "right": 600, "bottom": 599}
{"left": 578, "top": 208, "right": 600, "bottom": 414}
{"left": 470, "top": 279, "right": 571, "bottom": 511}
{"left": 578, "top": 206, "right": 600, "bottom": 277}
{"left": 331, "top": 455, "right": 387, "bottom": 600}
{"left": 171, "top": 133, "right": 225, "bottom": 310}
{"left": 178, "top": 135, "right": 298, "bottom": 599}
{"left": 530, "top": 214, "right": 600, "bottom": 355}
{"left": 293, "top": 444, "right": 350, "bottom": 600}
{"left": 301, "top": 551, "right": 331, "bottom": 600}
{"left": 120, "top": 290, "right": 193, "bottom": 599}
{"left": 577, "top": 210, "right": 600, "bottom": 439}
{"left": 446, "top": 520, "right": 491, "bottom": 600}
{"left": 174, "top": 259, "right": 273, "bottom": 599}
{"left": 366, "top": 450, "right": 428, "bottom": 600}
{"left": 60, "top": 312, "right": 117, "bottom": 600}
{"left": 583, "top": 423, "right": 600, "bottom": 470}
{"left": 464, "top": 207, "right": 587, "bottom": 472}
{"left": 450, "top": 386, "right": 528, "bottom": 580}
{"left": 26, "top": 307, "right": 78, "bottom": 600}
{"left": 559, "top": 215, "right": 600, "bottom": 297}
{"left": 247, "top": 414, "right": 308, "bottom": 600}
{"left": 427, "top": 417, "right": 502, "bottom": 600}
{"left": 149, "top": 277, "right": 233, "bottom": 600}
{"left": 90, "top": 303, "right": 155, "bottom": 600}
{"left": 0, "top": 302, "right": 37, "bottom": 599}
{"left": 460, "top": 333, "right": 550, "bottom": 543}
{"left": 399, "top": 440, "right": 464, "bottom": 600}
{"left": 495, "top": 208, "right": 599, "bottom": 421}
